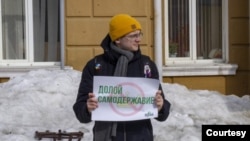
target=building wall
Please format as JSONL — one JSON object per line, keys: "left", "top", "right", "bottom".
{"left": 248, "top": 1, "right": 250, "bottom": 95}
{"left": 163, "top": 76, "right": 226, "bottom": 94}
{"left": 0, "top": 78, "right": 9, "bottom": 83}
{"left": 0, "top": 0, "right": 248, "bottom": 96}
{"left": 65, "top": 0, "right": 154, "bottom": 71}
{"left": 64, "top": 0, "right": 250, "bottom": 96}
{"left": 225, "top": 0, "right": 250, "bottom": 96}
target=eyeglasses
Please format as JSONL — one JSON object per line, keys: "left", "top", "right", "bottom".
{"left": 124, "top": 32, "right": 143, "bottom": 40}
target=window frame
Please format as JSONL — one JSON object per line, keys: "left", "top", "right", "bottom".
{"left": 163, "top": 0, "right": 237, "bottom": 76}
{"left": 0, "top": 0, "right": 61, "bottom": 67}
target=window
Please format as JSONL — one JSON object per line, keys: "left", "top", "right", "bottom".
{"left": 163, "top": 0, "right": 238, "bottom": 76}
{"left": 166, "top": 0, "right": 224, "bottom": 64}
{"left": 0, "top": 0, "right": 60, "bottom": 66}
{"left": 1, "top": 0, "right": 26, "bottom": 60}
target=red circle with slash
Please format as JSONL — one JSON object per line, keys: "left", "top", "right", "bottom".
{"left": 109, "top": 82, "right": 145, "bottom": 116}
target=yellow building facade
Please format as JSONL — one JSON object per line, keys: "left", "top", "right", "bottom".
{"left": 64, "top": 0, "right": 250, "bottom": 96}
{"left": 0, "top": 0, "right": 249, "bottom": 96}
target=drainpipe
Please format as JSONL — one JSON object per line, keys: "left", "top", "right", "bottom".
{"left": 60, "top": 0, "right": 65, "bottom": 69}
{"left": 154, "top": 0, "right": 163, "bottom": 82}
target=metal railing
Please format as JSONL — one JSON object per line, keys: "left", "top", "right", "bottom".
{"left": 35, "top": 130, "right": 84, "bottom": 141}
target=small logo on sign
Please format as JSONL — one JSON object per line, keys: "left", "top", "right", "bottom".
{"left": 145, "top": 111, "right": 154, "bottom": 117}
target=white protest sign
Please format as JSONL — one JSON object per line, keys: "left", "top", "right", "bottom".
{"left": 92, "top": 76, "right": 159, "bottom": 121}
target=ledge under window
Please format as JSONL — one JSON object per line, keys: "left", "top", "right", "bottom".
{"left": 162, "top": 63, "right": 238, "bottom": 76}
{"left": 0, "top": 66, "right": 73, "bottom": 78}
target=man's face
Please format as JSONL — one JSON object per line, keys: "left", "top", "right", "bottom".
{"left": 115, "top": 30, "right": 143, "bottom": 52}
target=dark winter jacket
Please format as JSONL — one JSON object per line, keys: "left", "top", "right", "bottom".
{"left": 73, "top": 34, "right": 171, "bottom": 141}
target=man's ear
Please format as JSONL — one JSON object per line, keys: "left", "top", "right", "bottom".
{"left": 114, "top": 39, "right": 121, "bottom": 44}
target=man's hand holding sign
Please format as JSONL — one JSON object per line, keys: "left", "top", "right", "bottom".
{"left": 87, "top": 76, "right": 163, "bottom": 121}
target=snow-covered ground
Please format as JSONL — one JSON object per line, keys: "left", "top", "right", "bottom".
{"left": 0, "top": 69, "right": 249, "bottom": 141}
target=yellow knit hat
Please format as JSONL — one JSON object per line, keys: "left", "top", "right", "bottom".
{"left": 109, "top": 14, "right": 142, "bottom": 41}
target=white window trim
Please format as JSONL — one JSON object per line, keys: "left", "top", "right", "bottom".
{"left": 0, "top": 66, "right": 73, "bottom": 78}
{"left": 163, "top": 63, "right": 238, "bottom": 76}
{"left": 0, "top": 0, "right": 66, "bottom": 78}
{"left": 163, "top": 0, "right": 238, "bottom": 76}
{"left": 0, "top": 0, "right": 31, "bottom": 64}
{"left": 0, "top": 0, "right": 62, "bottom": 66}
{"left": 26, "top": 0, "right": 34, "bottom": 63}
{"left": 0, "top": 1, "right": 3, "bottom": 61}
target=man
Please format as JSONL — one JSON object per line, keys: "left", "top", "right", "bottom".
{"left": 73, "top": 14, "right": 171, "bottom": 141}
